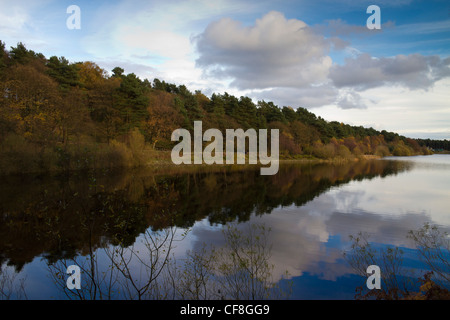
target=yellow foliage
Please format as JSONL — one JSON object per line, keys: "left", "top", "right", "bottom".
{"left": 78, "top": 61, "right": 108, "bottom": 89}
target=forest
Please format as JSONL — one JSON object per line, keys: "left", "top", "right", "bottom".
{"left": 0, "top": 41, "right": 447, "bottom": 175}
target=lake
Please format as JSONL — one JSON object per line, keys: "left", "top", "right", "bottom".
{"left": 1, "top": 154, "right": 449, "bottom": 300}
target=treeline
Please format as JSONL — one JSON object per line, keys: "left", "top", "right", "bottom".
{"left": 0, "top": 41, "right": 439, "bottom": 174}
{"left": 416, "top": 138, "right": 450, "bottom": 152}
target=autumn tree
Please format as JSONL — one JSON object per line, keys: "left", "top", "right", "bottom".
{"left": 77, "top": 61, "right": 108, "bottom": 90}
{"left": 87, "top": 76, "right": 122, "bottom": 143}
{"left": 289, "top": 120, "right": 318, "bottom": 155}
{"left": 58, "top": 87, "right": 90, "bottom": 146}
{"left": 145, "top": 90, "right": 184, "bottom": 149}
{"left": 3, "top": 63, "right": 60, "bottom": 145}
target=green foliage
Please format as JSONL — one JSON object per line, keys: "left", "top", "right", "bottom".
{"left": 417, "top": 138, "right": 450, "bottom": 152}
{"left": 0, "top": 41, "right": 8, "bottom": 78}
{"left": 9, "top": 42, "right": 41, "bottom": 65}
{"left": 46, "top": 56, "right": 80, "bottom": 89}
{"left": 258, "top": 100, "right": 286, "bottom": 124}
{"left": 113, "top": 72, "right": 150, "bottom": 133}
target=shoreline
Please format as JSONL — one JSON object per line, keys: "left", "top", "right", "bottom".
{"left": 0, "top": 152, "right": 438, "bottom": 177}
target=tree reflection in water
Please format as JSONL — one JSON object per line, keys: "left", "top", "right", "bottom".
{"left": 48, "top": 227, "right": 184, "bottom": 300}
{"left": 0, "top": 160, "right": 412, "bottom": 299}
{"left": 47, "top": 223, "right": 292, "bottom": 300}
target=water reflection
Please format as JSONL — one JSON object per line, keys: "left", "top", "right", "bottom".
{"left": 0, "top": 159, "right": 423, "bottom": 299}
{"left": 47, "top": 226, "right": 183, "bottom": 300}
{"left": 46, "top": 223, "right": 294, "bottom": 300}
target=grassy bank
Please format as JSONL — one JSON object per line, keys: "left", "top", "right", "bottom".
{"left": 0, "top": 131, "right": 435, "bottom": 177}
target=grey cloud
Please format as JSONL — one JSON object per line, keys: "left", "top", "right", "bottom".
{"left": 330, "top": 53, "right": 450, "bottom": 90}
{"left": 194, "top": 11, "right": 450, "bottom": 111}
{"left": 187, "top": 195, "right": 443, "bottom": 282}
{"left": 327, "top": 209, "right": 434, "bottom": 247}
{"left": 336, "top": 90, "right": 367, "bottom": 109}
{"left": 194, "top": 11, "right": 332, "bottom": 90}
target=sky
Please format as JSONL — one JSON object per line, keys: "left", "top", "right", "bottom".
{"left": 1, "top": 0, "right": 449, "bottom": 140}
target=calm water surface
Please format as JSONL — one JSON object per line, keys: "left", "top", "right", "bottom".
{"left": 1, "top": 155, "right": 449, "bottom": 299}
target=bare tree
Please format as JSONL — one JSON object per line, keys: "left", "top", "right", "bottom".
{"left": 213, "top": 223, "right": 290, "bottom": 300}
{"left": 407, "top": 223, "right": 450, "bottom": 287}
{"left": 47, "top": 244, "right": 120, "bottom": 300}
{"left": 47, "top": 223, "right": 292, "bottom": 300}
{"left": 0, "top": 264, "right": 27, "bottom": 300}
{"left": 344, "top": 232, "right": 413, "bottom": 299}
{"left": 171, "top": 243, "right": 218, "bottom": 300}
{"left": 105, "top": 227, "right": 185, "bottom": 300}
{"left": 344, "top": 224, "right": 450, "bottom": 300}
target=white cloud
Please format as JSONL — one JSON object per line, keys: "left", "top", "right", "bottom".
{"left": 193, "top": 8, "right": 450, "bottom": 134}
{"left": 313, "top": 78, "right": 450, "bottom": 139}
{"left": 0, "top": 0, "right": 55, "bottom": 49}
{"left": 249, "top": 85, "right": 338, "bottom": 109}
{"left": 117, "top": 27, "right": 192, "bottom": 60}
{"left": 79, "top": 0, "right": 257, "bottom": 89}
{"left": 0, "top": 6, "right": 28, "bottom": 31}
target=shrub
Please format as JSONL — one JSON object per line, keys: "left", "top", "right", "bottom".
{"left": 392, "top": 143, "right": 413, "bottom": 156}
{"left": 337, "top": 145, "right": 352, "bottom": 158}
{"left": 312, "top": 142, "right": 336, "bottom": 159}
{"left": 0, "top": 133, "right": 40, "bottom": 174}
{"left": 374, "top": 145, "right": 390, "bottom": 157}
